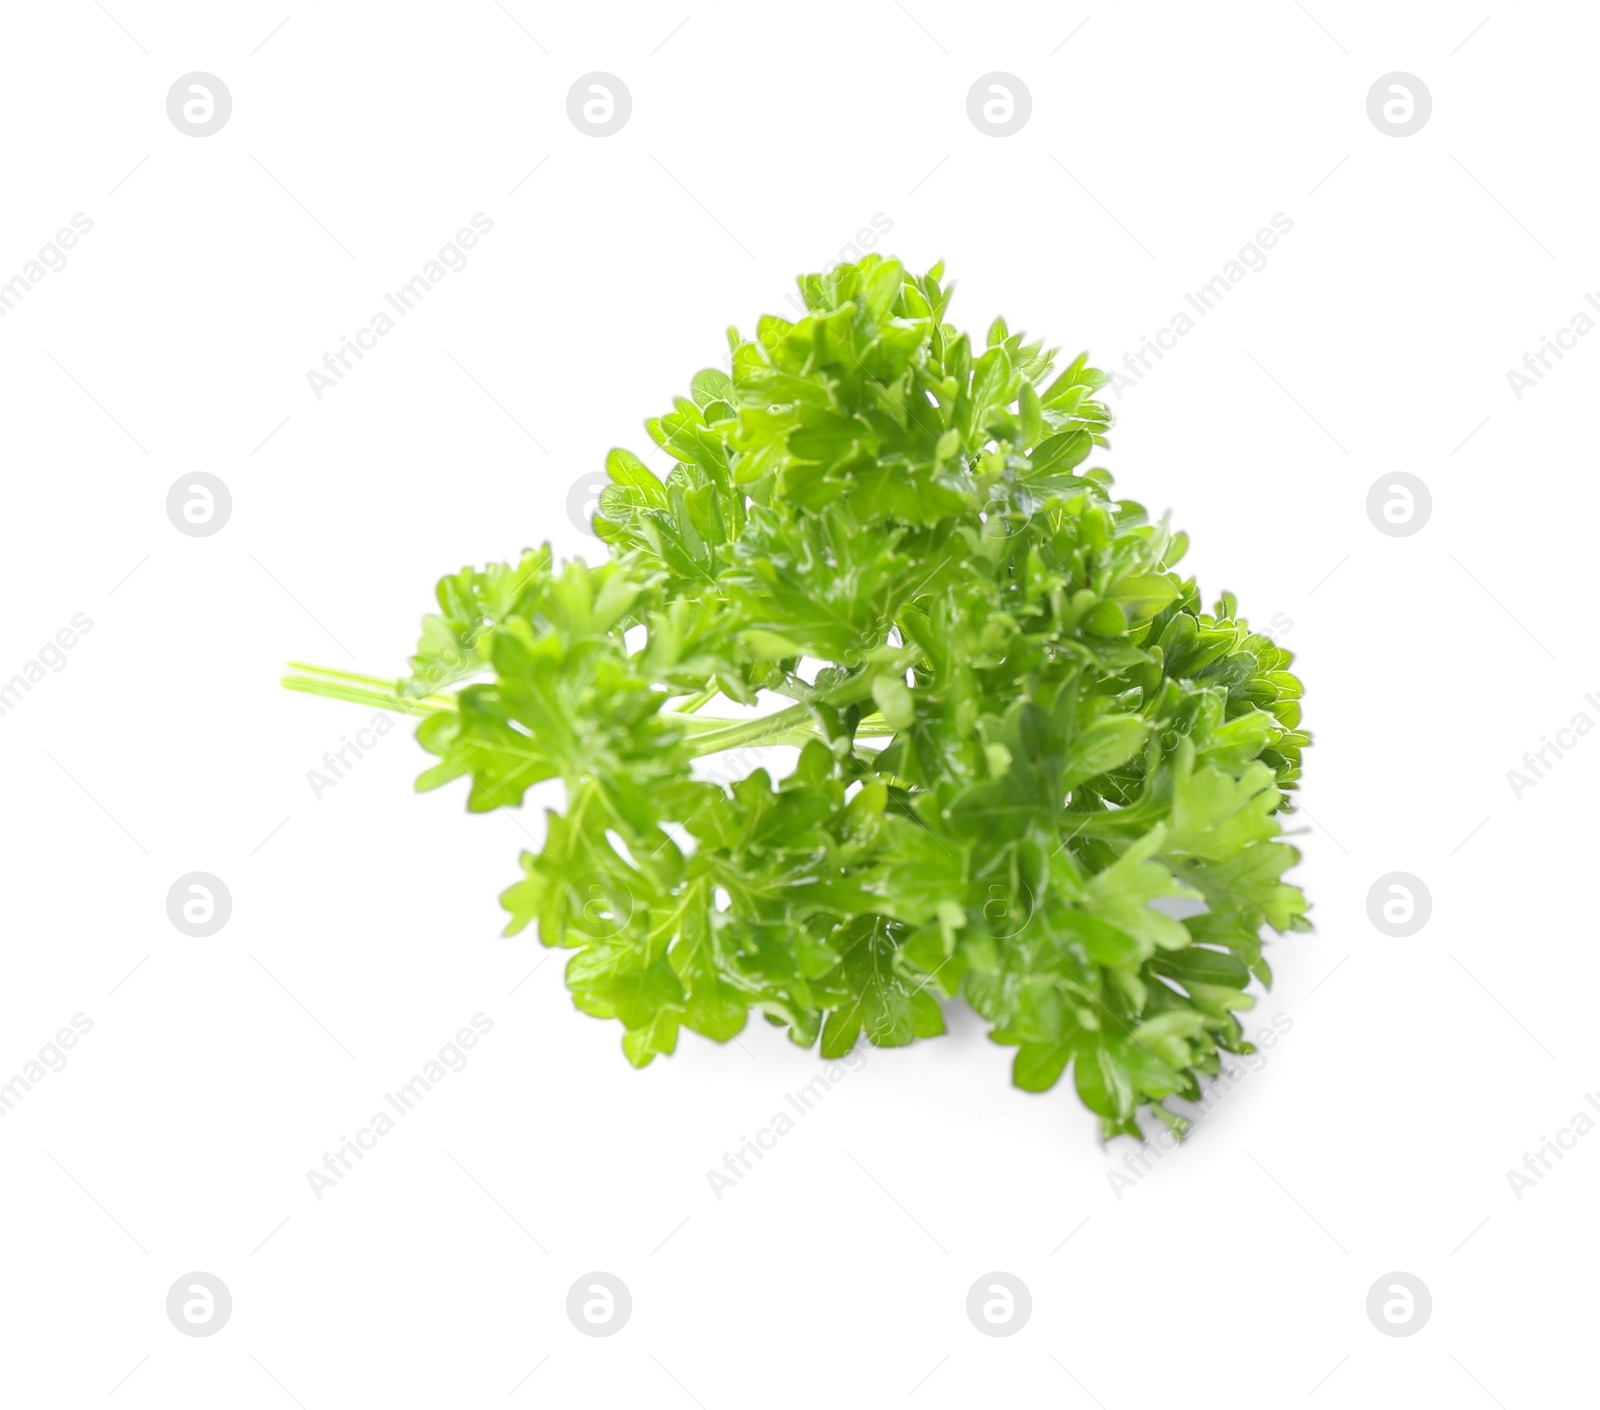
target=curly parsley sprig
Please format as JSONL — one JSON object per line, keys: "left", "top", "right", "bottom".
{"left": 284, "top": 257, "right": 1309, "bottom": 1138}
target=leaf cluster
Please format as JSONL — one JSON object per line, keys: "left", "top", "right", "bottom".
{"left": 388, "top": 257, "right": 1310, "bottom": 1136}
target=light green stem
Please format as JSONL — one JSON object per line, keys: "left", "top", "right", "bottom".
{"left": 280, "top": 676, "right": 446, "bottom": 717}
{"left": 281, "top": 664, "right": 894, "bottom": 757}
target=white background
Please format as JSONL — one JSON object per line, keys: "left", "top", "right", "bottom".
{"left": 2, "top": 1, "right": 1595, "bottom": 1405}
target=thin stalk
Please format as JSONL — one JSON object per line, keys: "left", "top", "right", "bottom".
{"left": 280, "top": 674, "right": 449, "bottom": 717}
{"left": 670, "top": 686, "right": 720, "bottom": 714}
{"left": 281, "top": 663, "right": 897, "bottom": 756}
{"left": 678, "top": 702, "right": 816, "bottom": 754}
{"left": 284, "top": 661, "right": 402, "bottom": 690}
{"left": 283, "top": 661, "right": 464, "bottom": 714}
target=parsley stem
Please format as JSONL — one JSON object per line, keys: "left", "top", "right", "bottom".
{"left": 279, "top": 675, "right": 449, "bottom": 716}
{"left": 671, "top": 701, "right": 816, "bottom": 753}
{"left": 280, "top": 663, "right": 456, "bottom": 716}
{"left": 280, "top": 665, "right": 894, "bottom": 754}
{"left": 670, "top": 687, "right": 720, "bottom": 714}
